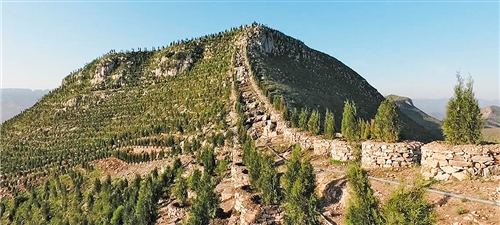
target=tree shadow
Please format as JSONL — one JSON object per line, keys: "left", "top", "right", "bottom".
{"left": 319, "top": 177, "right": 347, "bottom": 208}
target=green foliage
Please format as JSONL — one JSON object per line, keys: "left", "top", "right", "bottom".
{"left": 298, "top": 108, "right": 310, "bottom": 131}
{"left": 281, "top": 145, "right": 320, "bottom": 225}
{"left": 134, "top": 179, "right": 156, "bottom": 225}
{"left": 186, "top": 175, "right": 219, "bottom": 225}
{"left": 307, "top": 110, "right": 321, "bottom": 135}
{"left": 360, "top": 119, "right": 372, "bottom": 140}
{"left": 188, "top": 169, "right": 202, "bottom": 192}
{"left": 383, "top": 182, "right": 435, "bottom": 225}
{"left": 324, "top": 109, "right": 335, "bottom": 139}
{"left": 345, "top": 162, "right": 383, "bottom": 225}
{"left": 442, "top": 73, "right": 483, "bottom": 144}
{"left": 374, "top": 99, "right": 400, "bottom": 142}
{"left": 201, "top": 147, "right": 216, "bottom": 175}
{"left": 291, "top": 108, "right": 299, "bottom": 128}
{"left": 173, "top": 173, "right": 188, "bottom": 207}
{"left": 341, "top": 100, "right": 361, "bottom": 142}
{"left": 259, "top": 154, "right": 280, "bottom": 205}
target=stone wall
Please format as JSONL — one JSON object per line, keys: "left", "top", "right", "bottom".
{"left": 361, "top": 141, "right": 423, "bottom": 168}
{"left": 421, "top": 142, "right": 500, "bottom": 181}
{"left": 283, "top": 129, "right": 356, "bottom": 161}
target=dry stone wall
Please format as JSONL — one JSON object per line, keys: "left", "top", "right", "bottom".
{"left": 283, "top": 129, "right": 356, "bottom": 161}
{"left": 420, "top": 142, "right": 500, "bottom": 181}
{"left": 361, "top": 141, "right": 423, "bottom": 168}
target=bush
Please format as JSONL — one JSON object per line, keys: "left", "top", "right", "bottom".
{"left": 383, "top": 182, "right": 435, "bottom": 225}
{"left": 374, "top": 99, "right": 400, "bottom": 142}
{"left": 442, "top": 72, "right": 483, "bottom": 144}
{"left": 291, "top": 108, "right": 299, "bottom": 127}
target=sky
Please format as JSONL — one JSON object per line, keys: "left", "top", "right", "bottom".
{"left": 2, "top": 1, "right": 499, "bottom": 100}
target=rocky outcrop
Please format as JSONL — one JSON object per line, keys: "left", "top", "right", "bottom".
{"left": 361, "top": 141, "right": 423, "bottom": 168}
{"left": 91, "top": 56, "right": 121, "bottom": 85}
{"left": 421, "top": 142, "right": 500, "bottom": 180}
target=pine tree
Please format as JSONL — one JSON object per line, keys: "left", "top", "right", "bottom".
{"left": 442, "top": 73, "right": 483, "bottom": 144}
{"left": 341, "top": 100, "right": 360, "bottom": 142}
{"left": 259, "top": 154, "right": 280, "bottom": 205}
{"left": 291, "top": 108, "right": 299, "bottom": 127}
{"left": 345, "top": 162, "right": 383, "bottom": 225}
{"left": 134, "top": 179, "right": 156, "bottom": 225}
{"left": 186, "top": 175, "right": 219, "bottom": 225}
{"left": 361, "top": 119, "right": 372, "bottom": 140}
{"left": 374, "top": 99, "right": 400, "bottom": 142}
{"left": 282, "top": 146, "right": 320, "bottom": 225}
{"left": 298, "top": 108, "right": 310, "bottom": 131}
{"left": 324, "top": 109, "right": 335, "bottom": 139}
{"left": 173, "top": 172, "right": 188, "bottom": 207}
{"left": 307, "top": 110, "right": 321, "bottom": 135}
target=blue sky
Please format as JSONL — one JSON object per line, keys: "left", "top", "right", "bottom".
{"left": 2, "top": 1, "right": 499, "bottom": 100}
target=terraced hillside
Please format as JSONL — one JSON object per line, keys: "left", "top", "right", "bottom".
{"left": 0, "top": 28, "right": 241, "bottom": 189}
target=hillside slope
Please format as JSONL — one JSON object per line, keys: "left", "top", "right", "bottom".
{"left": 387, "top": 94, "right": 443, "bottom": 139}
{"left": 244, "top": 26, "right": 441, "bottom": 142}
{"left": 481, "top": 105, "right": 500, "bottom": 128}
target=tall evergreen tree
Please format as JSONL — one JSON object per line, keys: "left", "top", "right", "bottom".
{"left": 259, "top": 154, "right": 280, "bottom": 205}
{"left": 442, "top": 73, "right": 483, "bottom": 144}
{"left": 324, "top": 109, "right": 335, "bottom": 139}
{"left": 341, "top": 100, "right": 360, "bottom": 142}
{"left": 307, "top": 110, "right": 321, "bottom": 135}
{"left": 298, "top": 108, "right": 310, "bottom": 131}
{"left": 134, "top": 179, "right": 156, "bottom": 225}
{"left": 173, "top": 173, "right": 188, "bottom": 207}
{"left": 291, "top": 108, "right": 299, "bottom": 127}
{"left": 374, "top": 99, "right": 400, "bottom": 142}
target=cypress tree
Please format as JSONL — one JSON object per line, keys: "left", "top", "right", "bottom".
{"left": 442, "top": 73, "right": 483, "bottom": 144}
{"left": 374, "top": 99, "right": 400, "bottom": 142}
{"left": 341, "top": 100, "right": 360, "bottom": 142}
{"left": 173, "top": 172, "right": 188, "bottom": 207}
{"left": 291, "top": 108, "right": 299, "bottom": 127}
{"left": 345, "top": 162, "right": 383, "bottom": 225}
{"left": 259, "top": 154, "right": 280, "bottom": 205}
{"left": 324, "top": 109, "right": 335, "bottom": 139}
{"left": 307, "top": 110, "right": 321, "bottom": 135}
{"left": 298, "top": 108, "right": 310, "bottom": 131}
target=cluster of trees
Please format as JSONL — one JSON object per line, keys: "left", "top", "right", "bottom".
{"left": 0, "top": 166, "right": 178, "bottom": 224}
{"left": 345, "top": 161, "right": 435, "bottom": 225}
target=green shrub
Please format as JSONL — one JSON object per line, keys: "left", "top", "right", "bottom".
{"left": 324, "top": 109, "right": 335, "bottom": 139}
{"left": 383, "top": 182, "right": 435, "bottom": 225}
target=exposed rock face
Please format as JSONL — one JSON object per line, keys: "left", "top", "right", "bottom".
{"left": 361, "top": 141, "right": 423, "bottom": 168}
{"left": 421, "top": 142, "right": 500, "bottom": 180}
{"left": 91, "top": 56, "right": 120, "bottom": 85}
{"left": 152, "top": 44, "right": 204, "bottom": 77}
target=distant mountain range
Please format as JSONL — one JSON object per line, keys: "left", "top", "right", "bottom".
{"left": 481, "top": 105, "right": 500, "bottom": 128}
{"left": 412, "top": 98, "right": 500, "bottom": 121}
{"left": 1, "top": 88, "right": 50, "bottom": 122}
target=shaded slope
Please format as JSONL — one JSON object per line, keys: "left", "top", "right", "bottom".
{"left": 387, "top": 95, "right": 443, "bottom": 139}
{"left": 481, "top": 105, "right": 500, "bottom": 128}
{"left": 244, "top": 25, "right": 441, "bottom": 142}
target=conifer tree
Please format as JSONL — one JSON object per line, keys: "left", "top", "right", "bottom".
{"left": 345, "top": 162, "right": 383, "bottom": 225}
{"left": 383, "top": 181, "right": 435, "bottom": 225}
{"left": 134, "top": 179, "right": 156, "bottom": 225}
{"left": 442, "top": 73, "right": 483, "bottom": 144}
{"left": 259, "top": 154, "right": 280, "bottom": 205}
{"left": 291, "top": 108, "right": 299, "bottom": 127}
{"left": 307, "top": 110, "right": 321, "bottom": 135}
{"left": 341, "top": 100, "right": 360, "bottom": 142}
{"left": 324, "top": 109, "right": 335, "bottom": 139}
{"left": 173, "top": 173, "right": 188, "bottom": 207}
{"left": 298, "top": 108, "right": 310, "bottom": 131}
{"left": 374, "top": 99, "right": 400, "bottom": 142}
{"left": 282, "top": 146, "right": 320, "bottom": 225}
